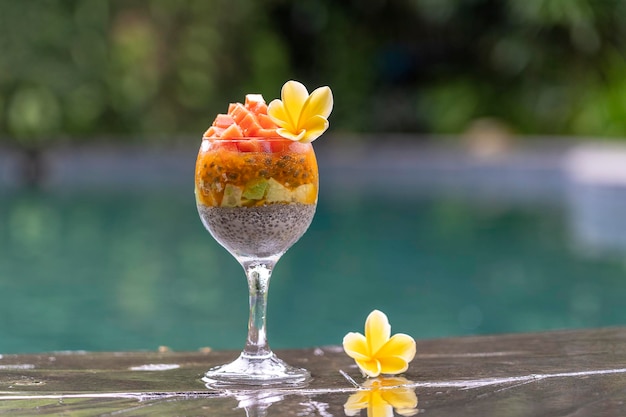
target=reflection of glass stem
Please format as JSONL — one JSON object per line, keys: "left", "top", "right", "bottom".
{"left": 241, "top": 260, "right": 276, "bottom": 359}
{"left": 236, "top": 391, "right": 284, "bottom": 417}
{"left": 243, "top": 404, "right": 268, "bottom": 417}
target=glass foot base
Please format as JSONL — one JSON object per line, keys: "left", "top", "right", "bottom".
{"left": 202, "top": 353, "right": 310, "bottom": 388}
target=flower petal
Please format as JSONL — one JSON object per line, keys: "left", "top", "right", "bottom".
{"left": 396, "top": 408, "right": 420, "bottom": 417}
{"left": 368, "top": 392, "right": 395, "bottom": 417}
{"left": 355, "top": 358, "right": 382, "bottom": 377}
{"left": 377, "top": 333, "right": 417, "bottom": 362}
{"left": 343, "top": 332, "right": 370, "bottom": 361}
{"left": 365, "top": 310, "right": 391, "bottom": 356}
{"left": 300, "top": 86, "right": 333, "bottom": 122}
{"left": 344, "top": 407, "right": 361, "bottom": 417}
{"left": 281, "top": 80, "right": 309, "bottom": 105}
{"left": 378, "top": 376, "right": 411, "bottom": 388}
{"left": 378, "top": 356, "right": 410, "bottom": 375}
{"left": 276, "top": 127, "right": 306, "bottom": 142}
{"left": 299, "top": 115, "right": 329, "bottom": 143}
{"left": 281, "top": 80, "right": 308, "bottom": 127}
{"left": 267, "top": 99, "right": 292, "bottom": 129}
{"left": 344, "top": 391, "right": 370, "bottom": 414}
{"left": 380, "top": 388, "right": 418, "bottom": 411}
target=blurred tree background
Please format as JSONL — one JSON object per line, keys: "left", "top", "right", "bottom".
{"left": 1, "top": 0, "right": 626, "bottom": 149}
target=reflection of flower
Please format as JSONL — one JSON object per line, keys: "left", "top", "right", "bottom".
{"left": 267, "top": 80, "right": 333, "bottom": 143}
{"left": 343, "top": 310, "right": 416, "bottom": 377}
{"left": 344, "top": 377, "right": 419, "bottom": 417}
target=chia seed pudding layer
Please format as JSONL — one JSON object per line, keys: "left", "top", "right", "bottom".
{"left": 198, "top": 203, "right": 316, "bottom": 258}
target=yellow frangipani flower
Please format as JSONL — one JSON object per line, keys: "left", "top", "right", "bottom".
{"left": 343, "top": 310, "right": 416, "bottom": 377}
{"left": 267, "top": 80, "right": 333, "bottom": 143}
{"left": 344, "top": 377, "right": 419, "bottom": 417}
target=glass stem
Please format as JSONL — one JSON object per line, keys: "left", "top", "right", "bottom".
{"left": 240, "top": 258, "right": 277, "bottom": 359}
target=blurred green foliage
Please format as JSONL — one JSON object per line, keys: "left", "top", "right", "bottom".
{"left": 1, "top": 0, "right": 626, "bottom": 147}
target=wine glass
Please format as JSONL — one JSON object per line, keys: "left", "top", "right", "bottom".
{"left": 194, "top": 136, "right": 318, "bottom": 387}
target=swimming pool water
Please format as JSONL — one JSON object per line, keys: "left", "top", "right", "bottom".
{"left": 0, "top": 184, "right": 625, "bottom": 354}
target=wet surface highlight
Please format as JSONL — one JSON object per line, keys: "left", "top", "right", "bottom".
{"left": 1, "top": 327, "right": 626, "bottom": 415}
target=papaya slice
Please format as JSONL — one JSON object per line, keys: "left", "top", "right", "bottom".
{"left": 213, "top": 114, "right": 235, "bottom": 128}
{"left": 243, "top": 113, "right": 263, "bottom": 136}
{"left": 203, "top": 126, "right": 216, "bottom": 138}
{"left": 237, "top": 139, "right": 263, "bottom": 152}
{"left": 256, "top": 113, "right": 275, "bottom": 129}
{"left": 204, "top": 93, "right": 281, "bottom": 141}
{"left": 220, "top": 123, "right": 244, "bottom": 139}
{"left": 245, "top": 94, "right": 266, "bottom": 111}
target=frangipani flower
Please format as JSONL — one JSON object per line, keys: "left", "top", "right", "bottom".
{"left": 267, "top": 80, "right": 333, "bottom": 143}
{"left": 343, "top": 310, "right": 416, "bottom": 377}
{"left": 344, "top": 377, "right": 419, "bottom": 417}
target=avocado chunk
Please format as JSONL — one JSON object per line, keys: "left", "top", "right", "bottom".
{"left": 242, "top": 178, "right": 269, "bottom": 200}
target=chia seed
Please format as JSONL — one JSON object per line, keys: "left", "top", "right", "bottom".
{"left": 197, "top": 203, "right": 316, "bottom": 258}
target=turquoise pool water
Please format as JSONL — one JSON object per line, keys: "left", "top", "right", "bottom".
{"left": 1, "top": 181, "right": 626, "bottom": 355}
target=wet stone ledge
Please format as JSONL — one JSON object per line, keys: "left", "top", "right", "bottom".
{"left": 1, "top": 327, "right": 626, "bottom": 416}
